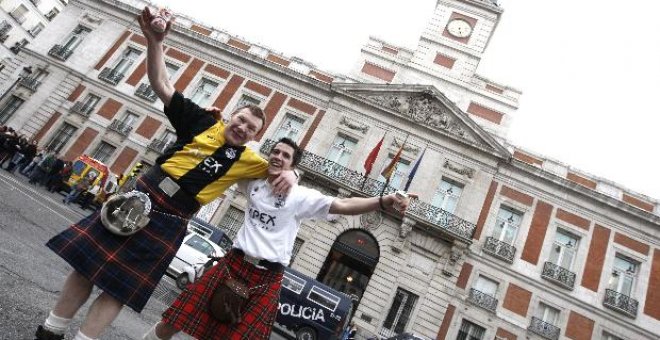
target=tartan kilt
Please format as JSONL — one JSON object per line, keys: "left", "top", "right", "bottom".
{"left": 45, "top": 173, "right": 197, "bottom": 312}
{"left": 162, "top": 250, "right": 284, "bottom": 340}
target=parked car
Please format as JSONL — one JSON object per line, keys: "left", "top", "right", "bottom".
{"left": 186, "top": 218, "right": 233, "bottom": 252}
{"left": 167, "top": 233, "right": 224, "bottom": 280}
{"left": 276, "top": 267, "right": 354, "bottom": 340}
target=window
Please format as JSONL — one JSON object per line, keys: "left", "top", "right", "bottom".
{"left": 60, "top": 25, "right": 91, "bottom": 51}
{"left": 111, "top": 48, "right": 141, "bottom": 75}
{"left": 161, "top": 129, "right": 176, "bottom": 144}
{"left": 273, "top": 113, "right": 305, "bottom": 141}
{"left": 217, "top": 206, "right": 244, "bottom": 240}
{"left": 281, "top": 272, "right": 306, "bottom": 294}
{"left": 379, "top": 156, "right": 410, "bottom": 190}
{"left": 184, "top": 234, "right": 215, "bottom": 256}
{"left": 119, "top": 111, "right": 139, "bottom": 127}
{"left": 28, "top": 23, "right": 45, "bottom": 37}
{"left": 90, "top": 142, "right": 115, "bottom": 163}
{"left": 308, "top": 286, "right": 340, "bottom": 312}
{"left": 0, "top": 95, "right": 24, "bottom": 124}
{"left": 233, "top": 93, "right": 261, "bottom": 113}
{"left": 548, "top": 230, "right": 578, "bottom": 270}
{"left": 537, "top": 303, "right": 560, "bottom": 326}
{"left": 456, "top": 319, "right": 485, "bottom": 340}
{"left": 473, "top": 275, "right": 498, "bottom": 297}
{"left": 326, "top": 134, "right": 357, "bottom": 167}
{"left": 45, "top": 7, "right": 60, "bottom": 21}
{"left": 431, "top": 178, "right": 463, "bottom": 214}
{"left": 491, "top": 206, "right": 522, "bottom": 244}
{"left": 77, "top": 93, "right": 100, "bottom": 114}
{"left": 608, "top": 255, "right": 638, "bottom": 297}
{"left": 380, "top": 288, "right": 418, "bottom": 338}
{"left": 189, "top": 78, "right": 218, "bottom": 106}
{"left": 46, "top": 123, "right": 77, "bottom": 153}
{"left": 290, "top": 237, "right": 304, "bottom": 265}
{"left": 165, "top": 62, "right": 179, "bottom": 79}
{"left": 603, "top": 331, "right": 625, "bottom": 340}
{"left": 10, "top": 5, "right": 28, "bottom": 23}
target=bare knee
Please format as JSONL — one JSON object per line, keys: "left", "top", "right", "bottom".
{"left": 155, "top": 321, "right": 178, "bottom": 340}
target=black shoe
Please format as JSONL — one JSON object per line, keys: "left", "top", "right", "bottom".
{"left": 35, "top": 325, "right": 64, "bottom": 340}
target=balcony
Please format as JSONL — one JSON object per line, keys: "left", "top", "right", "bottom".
{"left": 603, "top": 289, "right": 638, "bottom": 318}
{"left": 9, "top": 13, "right": 26, "bottom": 25}
{"left": 18, "top": 77, "right": 41, "bottom": 91}
{"left": 147, "top": 139, "right": 171, "bottom": 154}
{"left": 527, "top": 317, "right": 560, "bottom": 340}
{"left": 70, "top": 101, "right": 95, "bottom": 118}
{"left": 48, "top": 45, "right": 73, "bottom": 61}
{"left": 135, "top": 83, "right": 158, "bottom": 102}
{"left": 108, "top": 119, "right": 133, "bottom": 137}
{"left": 541, "top": 262, "right": 576, "bottom": 290}
{"left": 0, "top": 21, "right": 12, "bottom": 39}
{"left": 260, "top": 139, "right": 477, "bottom": 240}
{"left": 467, "top": 288, "right": 497, "bottom": 312}
{"left": 482, "top": 237, "right": 515, "bottom": 263}
{"left": 98, "top": 67, "right": 125, "bottom": 85}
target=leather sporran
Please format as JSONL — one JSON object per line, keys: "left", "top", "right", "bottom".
{"left": 209, "top": 278, "right": 249, "bottom": 324}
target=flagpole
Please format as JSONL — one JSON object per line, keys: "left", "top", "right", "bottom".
{"left": 380, "top": 133, "right": 409, "bottom": 196}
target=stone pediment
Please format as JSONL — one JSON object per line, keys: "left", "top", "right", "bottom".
{"left": 334, "top": 83, "right": 509, "bottom": 158}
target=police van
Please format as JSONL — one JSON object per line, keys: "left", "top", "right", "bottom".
{"left": 276, "top": 267, "right": 354, "bottom": 340}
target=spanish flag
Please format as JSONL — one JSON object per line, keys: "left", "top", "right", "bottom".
{"left": 381, "top": 142, "right": 405, "bottom": 182}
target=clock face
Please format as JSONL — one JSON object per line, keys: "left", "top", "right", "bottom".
{"left": 447, "top": 19, "right": 473, "bottom": 38}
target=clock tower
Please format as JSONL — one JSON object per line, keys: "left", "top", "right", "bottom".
{"left": 354, "top": 0, "right": 521, "bottom": 141}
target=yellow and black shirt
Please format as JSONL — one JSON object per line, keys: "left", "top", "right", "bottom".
{"left": 157, "top": 92, "right": 268, "bottom": 205}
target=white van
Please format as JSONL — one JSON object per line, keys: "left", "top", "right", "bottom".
{"left": 167, "top": 233, "right": 224, "bottom": 278}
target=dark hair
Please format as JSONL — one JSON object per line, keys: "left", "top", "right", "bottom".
{"left": 234, "top": 104, "right": 267, "bottom": 132}
{"left": 273, "top": 137, "right": 302, "bottom": 167}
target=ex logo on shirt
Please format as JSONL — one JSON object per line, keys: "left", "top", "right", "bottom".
{"left": 199, "top": 148, "right": 237, "bottom": 176}
{"left": 249, "top": 206, "right": 276, "bottom": 231}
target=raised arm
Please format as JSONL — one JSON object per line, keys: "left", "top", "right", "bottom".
{"left": 137, "top": 7, "right": 175, "bottom": 106}
{"left": 329, "top": 192, "right": 415, "bottom": 216}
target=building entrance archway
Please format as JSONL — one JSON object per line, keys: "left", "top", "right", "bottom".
{"left": 317, "top": 229, "right": 379, "bottom": 305}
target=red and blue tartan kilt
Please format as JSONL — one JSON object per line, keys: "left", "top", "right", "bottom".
{"left": 162, "top": 250, "right": 284, "bottom": 340}
{"left": 45, "top": 173, "right": 197, "bottom": 312}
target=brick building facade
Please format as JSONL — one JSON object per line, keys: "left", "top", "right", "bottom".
{"left": 0, "top": 0, "right": 658, "bottom": 339}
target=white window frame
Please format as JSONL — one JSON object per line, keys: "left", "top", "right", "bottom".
{"left": 189, "top": 77, "right": 219, "bottom": 107}
{"left": 273, "top": 113, "right": 306, "bottom": 142}
{"left": 431, "top": 177, "right": 464, "bottom": 214}
{"left": 378, "top": 154, "right": 411, "bottom": 190}
{"left": 46, "top": 123, "right": 77, "bottom": 154}
{"left": 60, "top": 25, "right": 91, "bottom": 51}
{"left": 79, "top": 93, "right": 101, "bottom": 114}
{"left": 537, "top": 302, "right": 560, "bottom": 326}
{"left": 548, "top": 229, "right": 579, "bottom": 270}
{"left": 90, "top": 141, "right": 116, "bottom": 163}
{"left": 456, "top": 319, "right": 486, "bottom": 340}
{"left": 491, "top": 206, "right": 523, "bottom": 245}
{"left": 326, "top": 133, "right": 357, "bottom": 167}
{"left": 608, "top": 254, "right": 638, "bottom": 297}
{"left": 111, "top": 47, "right": 141, "bottom": 75}
{"left": 473, "top": 275, "right": 498, "bottom": 297}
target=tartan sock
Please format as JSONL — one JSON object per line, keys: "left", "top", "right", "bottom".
{"left": 72, "top": 330, "right": 96, "bottom": 340}
{"left": 43, "top": 311, "right": 71, "bottom": 334}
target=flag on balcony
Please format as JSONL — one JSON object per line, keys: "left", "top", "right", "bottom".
{"left": 404, "top": 147, "right": 426, "bottom": 191}
{"left": 381, "top": 139, "right": 406, "bottom": 182}
{"left": 363, "top": 135, "right": 384, "bottom": 177}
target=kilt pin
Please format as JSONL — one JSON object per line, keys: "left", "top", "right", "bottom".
{"left": 45, "top": 172, "right": 197, "bottom": 312}
{"left": 162, "top": 249, "right": 284, "bottom": 340}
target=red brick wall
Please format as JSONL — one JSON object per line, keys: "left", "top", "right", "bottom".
{"left": 622, "top": 193, "right": 655, "bottom": 212}
{"left": 500, "top": 186, "right": 534, "bottom": 206}
{"left": 434, "top": 53, "right": 456, "bottom": 69}
{"left": 502, "top": 283, "right": 531, "bottom": 317}
{"left": 165, "top": 48, "right": 191, "bottom": 63}
{"left": 227, "top": 38, "right": 250, "bottom": 51}
{"left": 644, "top": 249, "right": 660, "bottom": 320}
{"left": 455, "top": 262, "right": 473, "bottom": 289}
{"left": 467, "top": 102, "right": 503, "bottom": 124}
{"left": 266, "top": 54, "right": 291, "bottom": 67}
{"left": 211, "top": 75, "right": 244, "bottom": 112}
{"left": 126, "top": 60, "right": 146, "bottom": 86}
{"left": 63, "top": 127, "right": 98, "bottom": 161}
{"left": 32, "top": 112, "right": 62, "bottom": 143}
{"left": 361, "top": 62, "right": 395, "bottom": 82}
{"left": 135, "top": 116, "right": 161, "bottom": 139}
{"left": 581, "top": 224, "right": 611, "bottom": 291}
{"left": 67, "top": 84, "right": 85, "bottom": 102}
{"left": 174, "top": 58, "right": 204, "bottom": 92}
{"left": 613, "top": 233, "right": 650, "bottom": 255}
{"left": 97, "top": 98, "right": 122, "bottom": 119}
{"left": 245, "top": 80, "right": 272, "bottom": 97}
{"left": 556, "top": 208, "right": 590, "bottom": 230}
{"left": 565, "top": 311, "right": 594, "bottom": 340}
{"left": 435, "top": 304, "right": 455, "bottom": 340}
{"left": 287, "top": 98, "right": 316, "bottom": 115}
{"left": 129, "top": 34, "right": 147, "bottom": 46}
{"left": 95, "top": 30, "right": 131, "bottom": 70}
{"left": 521, "top": 201, "right": 553, "bottom": 265}
{"left": 512, "top": 150, "right": 543, "bottom": 166}
{"left": 110, "top": 146, "right": 138, "bottom": 174}
{"left": 299, "top": 110, "right": 325, "bottom": 149}
{"left": 190, "top": 24, "right": 212, "bottom": 36}
{"left": 496, "top": 328, "right": 517, "bottom": 340}
{"left": 567, "top": 172, "right": 597, "bottom": 190}
{"left": 474, "top": 180, "right": 498, "bottom": 240}
{"left": 486, "top": 84, "right": 504, "bottom": 94}
{"left": 256, "top": 92, "right": 287, "bottom": 141}
{"left": 309, "top": 70, "right": 334, "bottom": 83}
{"left": 204, "top": 64, "right": 230, "bottom": 79}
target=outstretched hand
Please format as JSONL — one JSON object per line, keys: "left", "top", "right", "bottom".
{"left": 137, "top": 7, "right": 174, "bottom": 44}
{"left": 384, "top": 192, "right": 418, "bottom": 216}
{"left": 204, "top": 106, "right": 224, "bottom": 121}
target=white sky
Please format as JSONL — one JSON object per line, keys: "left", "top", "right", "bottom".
{"left": 151, "top": 0, "right": 660, "bottom": 200}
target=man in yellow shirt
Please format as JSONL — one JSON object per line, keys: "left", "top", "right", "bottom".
{"left": 35, "top": 7, "right": 296, "bottom": 340}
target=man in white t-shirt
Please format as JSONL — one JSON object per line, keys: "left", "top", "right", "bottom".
{"left": 143, "top": 137, "right": 414, "bottom": 340}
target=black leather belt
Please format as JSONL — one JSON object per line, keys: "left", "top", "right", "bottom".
{"left": 143, "top": 166, "right": 200, "bottom": 214}
{"left": 232, "top": 248, "right": 284, "bottom": 272}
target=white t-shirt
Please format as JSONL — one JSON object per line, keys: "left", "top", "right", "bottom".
{"left": 233, "top": 179, "right": 334, "bottom": 265}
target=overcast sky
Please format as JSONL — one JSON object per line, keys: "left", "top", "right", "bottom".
{"left": 150, "top": 0, "right": 660, "bottom": 200}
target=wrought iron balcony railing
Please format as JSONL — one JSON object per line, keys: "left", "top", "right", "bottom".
{"left": 467, "top": 288, "right": 497, "bottom": 312}
{"left": 483, "top": 237, "right": 516, "bottom": 263}
{"left": 18, "top": 77, "right": 41, "bottom": 91}
{"left": 541, "top": 261, "right": 576, "bottom": 290}
{"left": 48, "top": 45, "right": 73, "bottom": 61}
{"left": 70, "top": 101, "right": 95, "bottom": 117}
{"left": 0, "top": 20, "right": 12, "bottom": 37}
{"left": 528, "top": 317, "right": 560, "bottom": 340}
{"left": 98, "top": 67, "right": 125, "bottom": 85}
{"left": 108, "top": 119, "right": 133, "bottom": 136}
{"left": 603, "top": 289, "right": 638, "bottom": 318}
{"left": 135, "top": 83, "right": 158, "bottom": 102}
{"left": 260, "top": 139, "right": 477, "bottom": 240}
{"left": 147, "top": 139, "right": 171, "bottom": 154}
